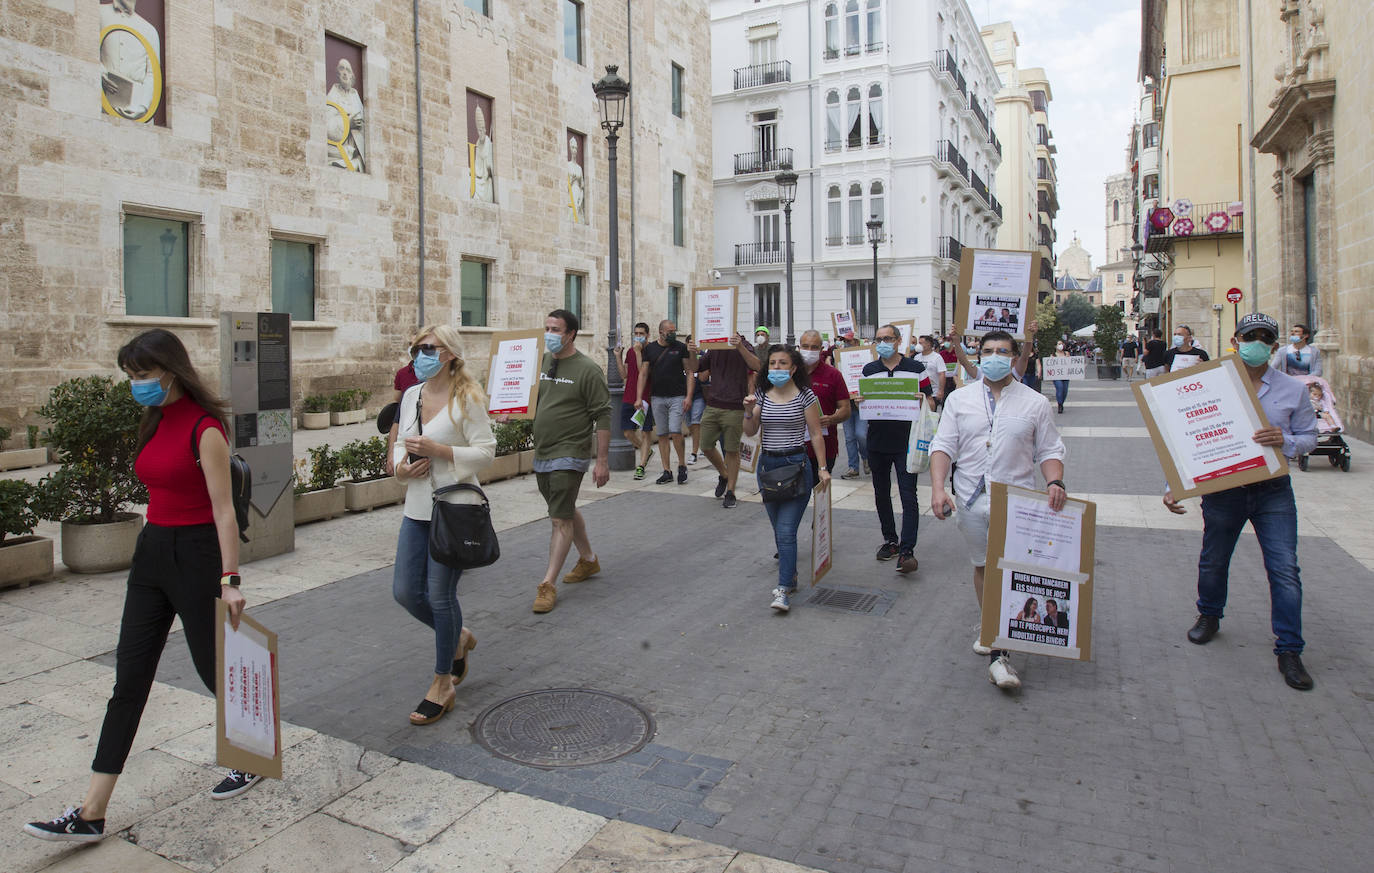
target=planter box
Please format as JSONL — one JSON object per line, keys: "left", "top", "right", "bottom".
{"left": 0, "top": 447, "right": 48, "bottom": 471}
{"left": 344, "top": 476, "right": 405, "bottom": 512}
{"left": 330, "top": 408, "right": 366, "bottom": 426}
{"left": 301, "top": 411, "right": 331, "bottom": 430}
{"left": 1095, "top": 363, "right": 1122, "bottom": 381}
{"left": 62, "top": 512, "right": 143, "bottom": 574}
{"left": 0, "top": 535, "right": 55, "bottom": 589}
{"left": 479, "top": 453, "right": 521, "bottom": 485}
{"left": 294, "top": 486, "right": 346, "bottom": 524}
{"left": 518, "top": 449, "right": 535, "bottom": 475}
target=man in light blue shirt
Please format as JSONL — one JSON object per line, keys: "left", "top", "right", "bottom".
{"left": 1164, "top": 312, "right": 1319, "bottom": 690}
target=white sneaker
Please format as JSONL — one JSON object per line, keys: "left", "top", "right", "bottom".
{"left": 770, "top": 587, "right": 791, "bottom": 613}
{"left": 988, "top": 655, "right": 1020, "bottom": 690}
{"left": 687, "top": 452, "right": 698, "bottom": 465}
{"left": 972, "top": 636, "right": 993, "bottom": 656}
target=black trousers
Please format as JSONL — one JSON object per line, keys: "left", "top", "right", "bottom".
{"left": 93, "top": 523, "right": 221, "bottom": 774}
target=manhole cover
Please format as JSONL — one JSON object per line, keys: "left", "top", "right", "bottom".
{"left": 803, "top": 584, "right": 897, "bottom": 616}
{"left": 471, "top": 688, "right": 655, "bottom": 768}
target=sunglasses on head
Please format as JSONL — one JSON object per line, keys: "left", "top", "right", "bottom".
{"left": 410, "top": 344, "right": 438, "bottom": 358}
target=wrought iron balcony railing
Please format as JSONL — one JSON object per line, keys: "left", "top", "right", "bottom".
{"left": 733, "top": 60, "right": 791, "bottom": 90}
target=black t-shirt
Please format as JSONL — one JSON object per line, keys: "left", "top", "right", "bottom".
{"left": 642, "top": 340, "right": 690, "bottom": 397}
{"left": 1142, "top": 339, "right": 1168, "bottom": 368}
{"left": 1164, "top": 346, "right": 1210, "bottom": 371}
{"left": 860, "top": 357, "right": 927, "bottom": 455}
{"left": 1121, "top": 340, "right": 1140, "bottom": 358}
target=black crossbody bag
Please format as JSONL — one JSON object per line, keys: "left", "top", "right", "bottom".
{"left": 415, "top": 394, "right": 500, "bottom": 569}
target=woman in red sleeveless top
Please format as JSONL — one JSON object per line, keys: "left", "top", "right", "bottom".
{"left": 24, "top": 330, "right": 260, "bottom": 844}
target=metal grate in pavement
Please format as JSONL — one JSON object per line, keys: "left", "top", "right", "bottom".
{"left": 802, "top": 585, "right": 897, "bottom": 616}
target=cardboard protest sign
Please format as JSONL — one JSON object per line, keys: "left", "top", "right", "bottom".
{"left": 486, "top": 329, "right": 543, "bottom": 418}
{"left": 216, "top": 599, "right": 283, "bottom": 779}
{"left": 835, "top": 345, "right": 877, "bottom": 399}
{"left": 1131, "top": 355, "right": 1287, "bottom": 500}
{"left": 979, "top": 483, "right": 1096, "bottom": 662}
{"left": 954, "top": 248, "right": 1040, "bottom": 340}
{"left": 693, "top": 286, "right": 737, "bottom": 348}
{"left": 811, "top": 481, "right": 832, "bottom": 585}
{"left": 831, "top": 309, "right": 857, "bottom": 341}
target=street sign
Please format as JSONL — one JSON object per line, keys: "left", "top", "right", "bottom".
{"left": 905, "top": 297, "right": 919, "bottom": 305}
{"left": 1226, "top": 287, "right": 1243, "bottom": 304}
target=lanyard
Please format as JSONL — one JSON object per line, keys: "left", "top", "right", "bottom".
{"left": 982, "top": 383, "right": 999, "bottom": 450}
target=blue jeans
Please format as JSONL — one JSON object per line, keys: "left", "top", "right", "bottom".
{"left": 394, "top": 516, "right": 465, "bottom": 673}
{"left": 844, "top": 415, "right": 868, "bottom": 472}
{"left": 869, "top": 449, "right": 919, "bottom": 553}
{"left": 1053, "top": 380, "right": 1069, "bottom": 406}
{"left": 1196, "top": 476, "right": 1303, "bottom": 654}
{"left": 758, "top": 451, "right": 813, "bottom": 591}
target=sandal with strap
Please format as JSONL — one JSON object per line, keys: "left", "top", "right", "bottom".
{"left": 409, "top": 693, "right": 454, "bottom": 726}
{"left": 451, "top": 628, "right": 478, "bottom": 686}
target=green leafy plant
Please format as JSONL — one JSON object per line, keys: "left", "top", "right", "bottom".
{"left": 1057, "top": 292, "right": 1097, "bottom": 333}
{"left": 294, "top": 445, "right": 341, "bottom": 494}
{"left": 0, "top": 425, "right": 11, "bottom": 446}
{"left": 1033, "top": 301, "right": 1065, "bottom": 360}
{"left": 27, "top": 425, "right": 40, "bottom": 449}
{"left": 337, "top": 436, "right": 388, "bottom": 482}
{"left": 0, "top": 480, "right": 39, "bottom": 543}
{"left": 493, "top": 419, "right": 534, "bottom": 457}
{"left": 1093, "top": 305, "right": 1127, "bottom": 364}
{"left": 33, "top": 376, "right": 148, "bottom": 524}
{"left": 302, "top": 394, "right": 330, "bottom": 414}
{"left": 328, "top": 389, "right": 370, "bottom": 413}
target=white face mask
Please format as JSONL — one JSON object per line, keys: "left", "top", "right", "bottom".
{"left": 799, "top": 349, "right": 821, "bottom": 366}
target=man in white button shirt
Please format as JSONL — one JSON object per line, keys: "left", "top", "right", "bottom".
{"left": 929, "top": 330, "right": 1068, "bottom": 691}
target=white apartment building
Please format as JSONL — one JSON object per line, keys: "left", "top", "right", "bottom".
{"left": 710, "top": 0, "right": 1002, "bottom": 340}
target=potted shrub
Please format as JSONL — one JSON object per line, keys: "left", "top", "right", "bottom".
{"left": 329, "top": 388, "right": 370, "bottom": 426}
{"left": 0, "top": 480, "right": 53, "bottom": 589}
{"left": 301, "top": 394, "right": 331, "bottom": 430}
{"left": 339, "top": 436, "right": 404, "bottom": 511}
{"left": 292, "top": 444, "right": 345, "bottom": 524}
{"left": 33, "top": 376, "right": 148, "bottom": 573}
{"left": 0, "top": 424, "right": 47, "bottom": 472}
{"left": 1093, "top": 305, "right": 1127, "bottom": 381}
{"left": 482, "top": 420, "right": 528, "bottom": 484}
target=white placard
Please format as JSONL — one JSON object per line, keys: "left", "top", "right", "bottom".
{"left": 835, "top": 345, "right": 877, "bottom": 399}
{"left": 694, "top": 287, "right": 736, "bottom": 347}
{"left": 222, "top": 617, "right": 277, "bottom": 759}
{"left": 1042, "top": 356, "right": 1087, "bottom": 381}
{"left": 487, "top": 330, "right": 543, "bottom": 417}
{"left": 964, "top": 250, "right": 1034, "bottom": 337}
{"left": 1001, "top": 492, "right": 1085, "bottom": 574}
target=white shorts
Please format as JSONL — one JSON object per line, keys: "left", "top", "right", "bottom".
{"left": 955, "top": 492, "right": 992, "bottom": 567}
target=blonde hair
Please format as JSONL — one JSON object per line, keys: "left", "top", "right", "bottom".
{"left": 414, "top": 323, "right": 486, "bottom": 424}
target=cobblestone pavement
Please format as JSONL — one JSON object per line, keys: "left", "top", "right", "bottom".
{"left": 7, "top": 381, "right": 1374, "bottom": 872}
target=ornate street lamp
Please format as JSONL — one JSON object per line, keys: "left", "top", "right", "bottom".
{"left": 774, "top": 162, "right": 798, "bottom": 346}
{"left": 866, "top": 215, "right": 884, "bottom": 334}
{"left": 593, "top": 64, "right": 635, "bottom": 470}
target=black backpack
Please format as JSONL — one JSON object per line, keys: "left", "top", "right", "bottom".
{"left": 191, "top": 415, "right": 252, "bottom": 542}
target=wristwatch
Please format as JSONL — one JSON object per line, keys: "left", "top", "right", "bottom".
{"left": 221, "top": 573, "right": 242, "bottom": 588}
{"left": 1046, "top": 479, "right": 1066, "bottom": 492}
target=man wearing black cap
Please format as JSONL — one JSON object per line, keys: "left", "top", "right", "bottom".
{"left": 1163, "top": 312, "right": 1319, "bottom": 690}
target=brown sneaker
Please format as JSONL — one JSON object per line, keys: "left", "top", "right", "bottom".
{"left": 562, "top": 557, "right": 601, "bottom": 584}
{"left": 532, "top": 582, "right": 558, "bottom": 613}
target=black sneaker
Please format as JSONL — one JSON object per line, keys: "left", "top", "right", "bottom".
{"left": 722, "top": 491, "right": 737, "bottom": 508}
{"left": 210, "top": 769, "right": 262, "bottom": 800}
{"left": 677, "top": 465, "right": 688, "bottom": 484}
{"left": 714, "top": 475, "right": 728, "bottom": 498}
{"left": 876, "top": 541, "right": 900, "bottom": 561}
{"left": 24, "top": 807, "right": 104, "bottom": 843}
{"left": 655, "top": 470, "right": 673, "bottom": 485}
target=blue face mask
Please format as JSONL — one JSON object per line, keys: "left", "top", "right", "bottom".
{"left": 633, "top": 335, "right": 647, "bottom": 344}
{"left": 766, "top": 369, "right": 792, "bottom": 387}
{"left": 130, "top": 377, "right": 168, "bottom": 407}
{"left": 413, "top": 350, "right": 443, "bottom": 381}
{"left": 1238, "top": 340, "right": 1274, "bottom": 367}
{"left": 875, "top": 341, "right": 896, "bottom": 359}
{"left": 979, "top": 355, "right": 1014, "bottom": 382}
{"left": 1172, "top": 335, "right": 1185, "bottom": 348}
{"left": 545, "top": 332, "right": 564, "bottom": 354}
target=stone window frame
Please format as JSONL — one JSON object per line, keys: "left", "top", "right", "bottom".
{"left": 563, "top": 271, "right": 586, "bottom": 322}
{"left": 269, "top": 229, "right": 329, "bottom": 327}
{"left": 459, "top": 257, "right": 493, "bottom": 328}
{"left": 114, "top": 203, "right": 206, "bottom": 324}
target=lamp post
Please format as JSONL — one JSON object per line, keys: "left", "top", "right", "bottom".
{"left": 866, "top": 215, "right": 884, "bottom": 335}
{"left": 774, "top": 162, "right": 798, "bottom": 346}
{"left": 593, "top": 64, "right": 635, "bottom": 471}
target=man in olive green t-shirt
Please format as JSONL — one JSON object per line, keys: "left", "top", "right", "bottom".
{"left": 530, "top": 309, "right": 611, "bottom": 614}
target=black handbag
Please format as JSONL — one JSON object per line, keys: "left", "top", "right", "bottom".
{"left": 428, "top": 483, "right": 501, "bottom": 569}
{"left": 758, "top": 462, "right": 807, "bottom": 503}
{"left": 413, "top": 392, "right": 500, "bottom": 569}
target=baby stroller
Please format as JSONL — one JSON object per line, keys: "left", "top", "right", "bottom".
{"left": 1296, "top": 376, "right": 1351, "bottom": 472}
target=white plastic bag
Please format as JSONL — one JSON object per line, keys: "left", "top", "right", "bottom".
{"left": 906, "top": 401, "right": 940, "bottom": 474}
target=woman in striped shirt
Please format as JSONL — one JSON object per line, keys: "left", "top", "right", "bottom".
{"left": 742, "top": 346, "right": 831, "bottom": 613}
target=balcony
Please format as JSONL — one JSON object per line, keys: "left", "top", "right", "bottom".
{"left": 824, "top": 235, "right": 844, "bottom": 247}
{"left": 936, "top": 140, "right": 968, "bottom": 181}
{"left": 989, "top": 130, "right": 1002, "bottom": 158}
{"left": 734, "top": 241, "right": 791, "bottom": 266}
{"left": 1040, "top": 260, "right": 1054, "bottom": 282}
{"left": 990, "top": 194, "right": 1003, "bottom": 220}
{"left": 938, "top": 236, "right": 962, "bottom": 262}
{"left": 1144, "top": 200, "right": 1245, "bottom": 253}
{"left": 846, "top": 232, "right": 865, "bottom": 245}
{"left": 970, "top": 96, "right": 988, "bottom": 133}
{"left": 971, "top": 171, "right": 990, "bottom": 207}
{"left": 866, "top": 41, "right": 884, "bottom": 53}
{"left": 733, "top": 60, "right": 791, "bottom": 90}
{"left": 1038, "top": 190, "right": 1058, "bottom": 217}
{"left": 733, "top": 148, "right": 794, "bottom": 176}
{"left": 1038, "top": 225, "right": 1053, "bottom": 248}
{"left": 936, "top": 50, "right": 967, "bottom": 99}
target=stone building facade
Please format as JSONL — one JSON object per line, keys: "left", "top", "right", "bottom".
{"left": 0, "top": 0, "right": 712, "bottom": 429}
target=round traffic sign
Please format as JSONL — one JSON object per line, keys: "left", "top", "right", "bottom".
{"left": 1226, "top": 287, "right": 1243, "bottom": 304}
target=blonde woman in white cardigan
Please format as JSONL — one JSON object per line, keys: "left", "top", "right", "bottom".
{"left": 392, "top": 324, "right": 496, "bottom": 725}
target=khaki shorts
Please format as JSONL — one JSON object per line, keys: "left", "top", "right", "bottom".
{"left": 536, "top": 469, "right": 585, "bottom": 520}
{"left": 700, "top": 406, "right": 745, "bottom": 453}
{"left": 955, "top": 492, "right": 992, "bottom": 567}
